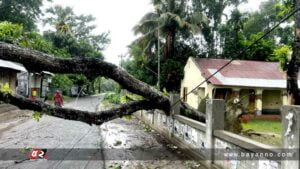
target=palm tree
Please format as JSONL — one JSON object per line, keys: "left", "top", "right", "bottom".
{"left": 133, "top": 0, "right": 206, "bottom": 60}
{"left": 133, "top": 12, "right": 160, "bottom": 58}
{"left": 44, "top": 5, "right": 75, "bottom": 34}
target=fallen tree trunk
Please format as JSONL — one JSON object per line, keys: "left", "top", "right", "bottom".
{"left": 0, "top": 42, "right": 171, "bottom": 124}
{"left": 180, "top": 101, "right": 206, "bottom": 123}
{"left": 0, "top": 91, "right": 165, "bottom": 125}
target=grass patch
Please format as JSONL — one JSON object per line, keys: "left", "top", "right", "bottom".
{"left": 108, "top": 163, "right": 122, "bottom": 169}
{"left": 244, "top": 134, "right": 281, "bottom": 147}
{"left": 242, "top": 120, "right": 281, "bottom": 134}
{"left": 241, "top": 120, "right": 282, "bottom": 147}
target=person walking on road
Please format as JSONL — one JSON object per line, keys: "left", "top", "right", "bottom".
{"left": 54, "top": 90, "right": 63, "bottom": 107}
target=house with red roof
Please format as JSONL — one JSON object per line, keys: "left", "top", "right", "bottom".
{"left": 181, "top": 57, "right": 292, "bottom": 116}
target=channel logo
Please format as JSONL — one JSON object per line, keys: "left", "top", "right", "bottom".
{"left": 29, "top": 149, "right": 48, "bottom": 160}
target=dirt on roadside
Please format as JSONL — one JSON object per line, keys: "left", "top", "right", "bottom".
{"left": 0, "top": 109, "right": 32, "bottom": 138}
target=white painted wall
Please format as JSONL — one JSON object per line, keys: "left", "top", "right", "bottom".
{"left": 180, "top": 58, "right": 209, "bottom": 109}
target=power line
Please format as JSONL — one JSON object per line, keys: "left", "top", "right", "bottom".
{"left": 171, "top": 7, "right": 300, "bottom": 108}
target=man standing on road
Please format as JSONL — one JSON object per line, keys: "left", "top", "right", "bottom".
{"left": 54, "top": 90, "right": 63, "bottom": 107}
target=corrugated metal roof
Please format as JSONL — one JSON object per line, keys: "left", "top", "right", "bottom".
{"left": 193, "top": 58, "right": 295, "bottom": 88}
{"left": 0, "top": 59, "right": 27, "bottom": 72}
{"left": 42, "top": 71, "right": 54, "bottom": 76}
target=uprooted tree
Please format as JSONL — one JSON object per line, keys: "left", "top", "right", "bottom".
{"left": 0, "top": 42, "right": 171, "bottom": 125}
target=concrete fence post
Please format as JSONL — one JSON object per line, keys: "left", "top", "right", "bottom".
{"left": 170, "top": 94, "right": 180, "bottom": 115}
{"left": 151, "top": 110, "right": 155, "bottom": 124}
{"left": 169, "top": 94, "right": 180, "bottom": 138}
{"left": 281, "top": 105, "right": 300, "bottom": 169}
{"left": 205, "top": 99, "right": 225, "bottom": 168}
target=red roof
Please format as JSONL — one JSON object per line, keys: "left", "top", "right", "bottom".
{"left": 192, "top": 58, "right": 290, "bottom": 87}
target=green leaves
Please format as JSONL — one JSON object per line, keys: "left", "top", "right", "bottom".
{"left": 32, "top": 111, "right": 42, "bottom": 122}
{"left": 269, "top": 45, "right": 291, "bottom": 70}
{"left": 0, "top": 0, "right": 45, "bottom": 31}
{"left": 0, "top": 82, "right": 13, "bottom": 94}
{"left": 0, "top": 22, "right": 23, "bottom": 43}
{"left": 104, "top": 93, "right": 121, "bottom": 104}
{"left": 0, "top": 21, "right": 70, "bottom": 58}
{"left": 43, "top": 5, "right": 110, "bottom": 59}
{"left": 243, "top": 32, "right": 276, "bottom": 61}
{"left": 51, "top": 74, "right": 74, "bottom": 94}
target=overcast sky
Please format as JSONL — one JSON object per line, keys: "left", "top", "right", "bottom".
{"left": 42, "top": 0, "right": 265, "bottom": 65}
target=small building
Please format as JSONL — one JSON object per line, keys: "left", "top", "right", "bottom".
{"left": 0, "top": 59, "right": 27, "bottom": 93}
{"left": 0, "top": 59, "right": 53, "bottom": 100}
{"left": 180, "top": 57, "right": 295, "bottom": 115}
{"left": 30, "top": 71, "right": 53, "bottom": 99}
{"left": 17, "top": 72, "right": 53, "bottom": 99}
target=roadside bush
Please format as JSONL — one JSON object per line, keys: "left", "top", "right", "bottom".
{"left": 46, "top": 93, "right": 54, "bottom": 101}
{"left": 0, "top": 82, "right": 13, "bottom": 94}
{"left": 104, "top": 93, "right": 143, "bottom": 104}
{"left": 104, "top": 93, "right": 121, "bottom": 104}
{"left": 0, "top": 22, "right": 23, "bottom": 43}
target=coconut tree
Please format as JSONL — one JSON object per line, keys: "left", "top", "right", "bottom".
{"left": 132, "top": 12, "right": 160, "bottom": 58}
{"left": 133, "top": 0, "right": 206, "bottom": 60}
{"left": 44, "top": 6, "right": 75, "bottom": 34}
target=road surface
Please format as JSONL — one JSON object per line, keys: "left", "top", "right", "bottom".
{"left": 0, "top": 95, "right": 203, "bottom": 169}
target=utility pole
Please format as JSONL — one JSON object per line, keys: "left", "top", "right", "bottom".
{"left": 119, "top": 53, "right": 127, "bottom": 69}
{"left": 157, "top": 21, "right": 161, "bottom": 90}
{"left": 155, "top": 3, "right": 162, "bottom": 90}
{"left": 118, "top": 54, "right": 123, "bottom": 69}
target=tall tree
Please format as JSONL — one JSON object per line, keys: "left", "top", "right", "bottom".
{"left": 134, "top": 0, "right": 204, "bottom": 60}
{"left": 192, "top": 0, "right": 246, "bottom": 56}
{"left": 243, "top": 0, "right": 293, "bottom": 45}
{"left": 0, "top": 0, "right": 47, "bottom": 31}
{"left": 43, "top": 5, "right": 111, "bottom": 94}
{"left": 220, "top": 9, "right": 247, "bottom": 59}
{"left": 131, "top": 0, "right": 205, "bottom": 91}
{"left": 43, "top": 5, "right": 110, "bottom": 58}
{"left": 287, "top": 0, "right": 300, "bottom": 104}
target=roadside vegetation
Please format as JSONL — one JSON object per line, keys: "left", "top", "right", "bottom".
{"left": 104, "top": 92, "right": 143, "bottom": 105}
{"left": 0, "top": 2, "right": 110, "bottom": 97}
{"left": 125, "top": 0, "right": 293, "bottom": 93}
{"left": 242, "top": 120, "right": 282, "bottom": 134}
{"left": 122, "top": 0, "right": 293, "bottom": 147}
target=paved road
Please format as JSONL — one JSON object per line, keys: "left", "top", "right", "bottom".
{"left": 0, "top": 96, "right": 203, "bottom": 169}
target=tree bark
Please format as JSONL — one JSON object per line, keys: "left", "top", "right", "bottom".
{"left": 287, "top": 1, "right": 300, "bottom": 105}
{"left": 0, "top": 42, "right": 171, "bottom": 124}
{"left": 164, "top": 29, "right": 175, "bottom": 60}
{"left": 180, "top": 101, "right": 206, "bottom": 122}
{"left": 0, "top": 92, "right": 160, "bottom": 125}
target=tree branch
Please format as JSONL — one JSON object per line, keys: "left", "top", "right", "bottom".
{"left": 180, "top": 101, "right": 205, "bottom": 123}
{"left": 0, "top": 92, "right": 160, "bottom": 125}
{"left": 0, "top": 42, "right": 170, "bottom": 112}
{"left": 0, "top": 42, "right": 171, "bottom": 124}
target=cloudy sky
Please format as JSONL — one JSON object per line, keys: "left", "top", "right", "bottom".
{"left": 42, "top": 0, "right": 266, "bottom": 65}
